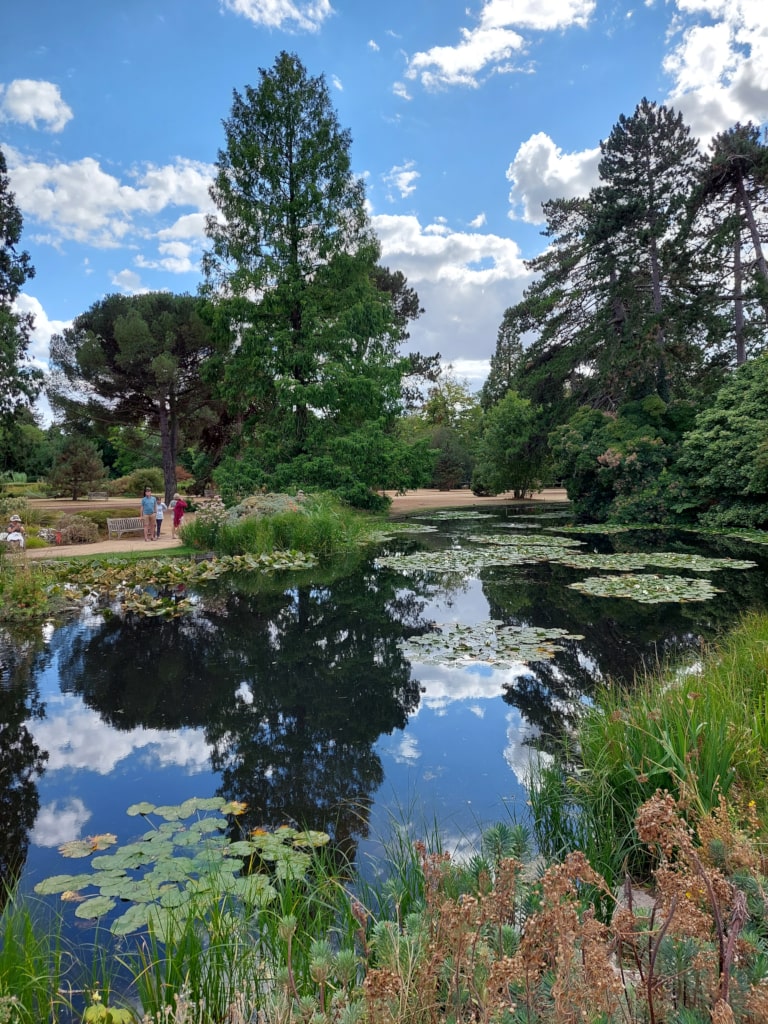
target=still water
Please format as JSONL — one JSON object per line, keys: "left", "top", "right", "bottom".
{"left": 3, "top": 504, "right": 768, "bottom": 902}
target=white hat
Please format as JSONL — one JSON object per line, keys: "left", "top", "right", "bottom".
{"left": 9, "top": 515, "right": 21, "bottom": 522}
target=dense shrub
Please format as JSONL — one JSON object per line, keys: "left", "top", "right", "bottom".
{"left": 55, "top": 515, "right": 99, "bottom": 544}
{"left": 108, "top": 467, "right": 164, "bottom": 497}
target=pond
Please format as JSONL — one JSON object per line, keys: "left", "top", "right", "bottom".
{"left": 4, "top": 502, "right": 768, "bottom": 912}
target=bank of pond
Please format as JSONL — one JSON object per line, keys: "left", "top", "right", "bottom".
{"left": 3, "top": 501, "right": 768, "bottom": 1021}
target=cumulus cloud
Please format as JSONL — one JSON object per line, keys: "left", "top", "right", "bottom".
{"left": 405, "top": 0, "right": 595, "bottom": 89}
{"left": 506, "top": 132, "right": 601, "bottom": 223}
{"left": 13, "top": 293, "right": 70, "bottom": 366}
{"left": 372, "top": 211, "right": 530, "bottom": 367}
{"left": 0, "top": 79, "right": 73, "bottom": 132}
{"left": 663, "top": 0, "right": 768, "bottom": 140}
{"left": 110, "top": 268, "right": 149, "bottom": 294}
{"left": 383, "top": 161, "right": 420, "bottom": 200}
{"left": 469, "top": 212, "right": 487, "bottom": 228}
{"left": 5, "top": 148, "right": 215, "bottom": 249}
{"left": 219, "top": 0, "right": 333, "bottom": 32}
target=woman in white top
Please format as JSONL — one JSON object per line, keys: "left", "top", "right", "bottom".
{"left": 155, "top": 498, "right": 168, "bottom": 537}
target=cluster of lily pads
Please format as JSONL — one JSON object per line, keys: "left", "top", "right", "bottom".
{"left": 568, "top": 574, "right": 723, "bottom": 604}
{"left": 40, "top": 552, "right": 319, "bottom": 620}
{"left": 398, "top": 620, "right": 585, "bottom": 667}
{"left": 34, "top": 797, "right": 330, "bottom": 937}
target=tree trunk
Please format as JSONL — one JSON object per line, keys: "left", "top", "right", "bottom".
{"left": 157, "top": 403, "right": 177, "bottom": 503}
{"left": 734, "top": 235, "right": 745, "bottom": 367}
{"left": 736, "top": 175, "right": 768, "bottom": 323}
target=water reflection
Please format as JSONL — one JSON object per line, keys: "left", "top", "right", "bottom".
{"left": 4, "top": 509, "right": 768, "bottom": 898}
{"left": 0, "top": 624, "right": 50, "bottom": 908}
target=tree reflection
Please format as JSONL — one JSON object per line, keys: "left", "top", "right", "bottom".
{"left": 0, "top": 625, "right": 49, "bottom": 908}
{"left": 53, "top": 561, "right": 428, "bottom": 856}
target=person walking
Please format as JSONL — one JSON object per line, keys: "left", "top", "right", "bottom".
{"left": 140, "top": 487, "right": 157, "bottom": 541}
{"left": 155, "top": 497, "right": 168, "bottom": 537}
{"left": 171, "top": 493, "right": 187, "bottom": 539}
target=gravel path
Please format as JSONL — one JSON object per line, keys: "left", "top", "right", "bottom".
{"left": 17, "top": 488, "right": 568, "bottom": 560}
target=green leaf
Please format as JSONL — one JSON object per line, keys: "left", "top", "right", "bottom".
{"left": 75, "top": 896, "right": 117, "bottom": 919}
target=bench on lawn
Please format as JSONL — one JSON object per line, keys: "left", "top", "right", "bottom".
{"left": 107, "top": 516, "right": 145, "bottom": 539}
{"left": 88, "top": 491, "right": 109, "bottom": 500}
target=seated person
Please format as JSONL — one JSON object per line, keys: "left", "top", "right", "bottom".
{"left": 2, "top": 514, "right": 26, "bottom": 548}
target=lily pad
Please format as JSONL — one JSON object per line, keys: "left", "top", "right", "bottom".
{"left": 58, "top": 834, "right": 117, "bottom": 858}
{"left": 398, "top": 620, "right": 585, "bottom": 667}
{"left": 551, "top": 551, "right": 756, "bottom": 572}
{"left": 75, "top": 896, "right": 117, "bottom": 919}
{"left": 568, "top": 574, "right": 722, "bottom": 603}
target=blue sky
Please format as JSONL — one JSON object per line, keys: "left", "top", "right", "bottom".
{"left": 2, "top": 0, "right": 767, "bottom": 407}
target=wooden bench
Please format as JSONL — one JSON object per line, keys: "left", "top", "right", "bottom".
{"left": 88, "top": 491, "right": 109, "bottom": 500}
{"left": 107, "top": 516, "right": 145, "bottom": 539}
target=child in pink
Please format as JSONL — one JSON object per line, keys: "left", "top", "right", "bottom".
{"left": 171, "top": 493, "right": 188, "bottom": 539}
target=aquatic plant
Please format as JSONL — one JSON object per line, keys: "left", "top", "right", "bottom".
{"left": 568, "top": 573, "right": 722, "bottom": 603}
{"left": 398, "top": 619, "right": 585, "bottom": 667}
{"left": 551, "top": 550, "right": 756, "bottom": 572}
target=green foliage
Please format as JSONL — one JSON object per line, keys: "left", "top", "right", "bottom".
{"left": 202, "top": 52, "right": 428, "bottom": 503}
{"left": 47, "top": 436, "right": 108, "bottom": 501}
{"left": 108, "top": 467, "right": 165, "bottom": 497}
{"left": 532, "top": 611, "right": 768, "bottom": 884}
{"left": 472, "top": 390, "right": 543, "bottom": 498}
{"left": 0, "top": 147, "right": 43, "bottom": 417}
{"left": 677, "top": 353, "right": 768, "bottom": 528}
{"left": 49, "top": 292, "right": 215, "bottom": 502}
{"left": 550, "top": 398, "right": 688, "bottom": 521}
{"left": 181, "top": 491, "right": 377, "bottom": 559}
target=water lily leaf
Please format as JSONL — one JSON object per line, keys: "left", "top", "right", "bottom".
{"left": 75, "top": 896, "right": 116, "bottom": 919}
{"left": 220, "top": 800, "right": 248, "bottom": 815}
{"left": 34, "top": 873, "right": 95, "bottom": 895}
{"left": 58, "top": 834, "right": 117, "bottom": 858}
{"left": 127, "top": 802, "right": 156, "bottom": 817}
{"left": 145, "top": 857, "right": 196, "bottom": 884}
{"left": 226, "top": 840, "right": 260, "bottom": 857}
{"left": 111, "top": 903, "right": 150, "bottom": 936}
{"left": 292, "top": 830, "right": 331, "bottom": 848}
{"left": 552, "top": 551, "right": 756, "bottom": 573}
{"left": 568, "top": 574, "right": 722, "bottom": 603}
{"left": 159, "top": 887, "right": 192, "bottom": 909}
{"left": 232, "top": 875, "right": 277, "bottom": 905}
{"left": 399, "top": 620, "right": 584, "bottom": 667}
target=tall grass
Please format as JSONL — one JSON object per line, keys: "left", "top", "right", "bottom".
{"left": 0, "top": 894, "right": 70, "bottom": 1021}
{"left": 182, "top": 492, "right": 378, "bottom": 560}
{"left": 531, "top": 611, "right": 768, "bottom": 886}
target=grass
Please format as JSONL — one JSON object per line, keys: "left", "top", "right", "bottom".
{"left": 181, "top": 491, "right": 383, "bottom": 560}
{"left": 531, "top": 611, "right": 768, "bottom": 888}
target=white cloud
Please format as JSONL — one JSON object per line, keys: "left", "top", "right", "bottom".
{"left": 469, "top": 212, "right": 487, "bottom": 228}
{"left": 219, "top": 0, "right": 333, "bottom": 32}
{"left": 662, "top": 1, "right": 768, "bottom": 140}
{"left": 110, "top": 269, "right": 149, "bottom": 294}
{"left": 393, "top": 81, "right": 411, "bottom": 100}
{"left": 405, "top": 0, "right": 595, "bottom": 88}
{"left": 30, "top": 694, "right": 212, "bottom": 775}
{"left": 158, "top": 213, "right": 209, "bottom": 240}
{"left": 368, "top": 39, "right": 380, "bottom": 52}
{"left": 13, "top": 292, "right": 70, "bottom": 365}
{"left": 372, "top": 211, "right": 530, "bottom": 363}
{"left": 383, "top": 161, "right": 420, "bottom": 200}
{"left": 331, "top": 74, "right": 342, "bottom": 91}
{"left": 0, "top": 79, "right": 73, "bottom": 132}
{"left": 5, "top": 148, "right": 215, "bottom": 249}
{"left": 32, "top": 798, "right": 92, "bottom": 848}
{"left": 506, "top": 132, "right": 601, "bottom": 223}
{"left": 136, "top": 241, "right": 198, "bottom": 274}
{"left": 406, "top": 26, "right": 526, "bottom": 89}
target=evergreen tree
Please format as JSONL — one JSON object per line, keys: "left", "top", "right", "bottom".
{"left": 48, "top": 435, "right": 107, "bottom": 501}
{"left": 588, "top": 98, "right": 704, "bottom": 402}
{"left": 688, "top": 123, "right": 768, "bottom": 365}
{"left": 202, "top": 52, "right": 424, "bottom": 500}
{"left": 0, "top": 146, "right": 42, "bottom": 422}
{"left": 49, "top": 292, "right": 215, "bottom": 501}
